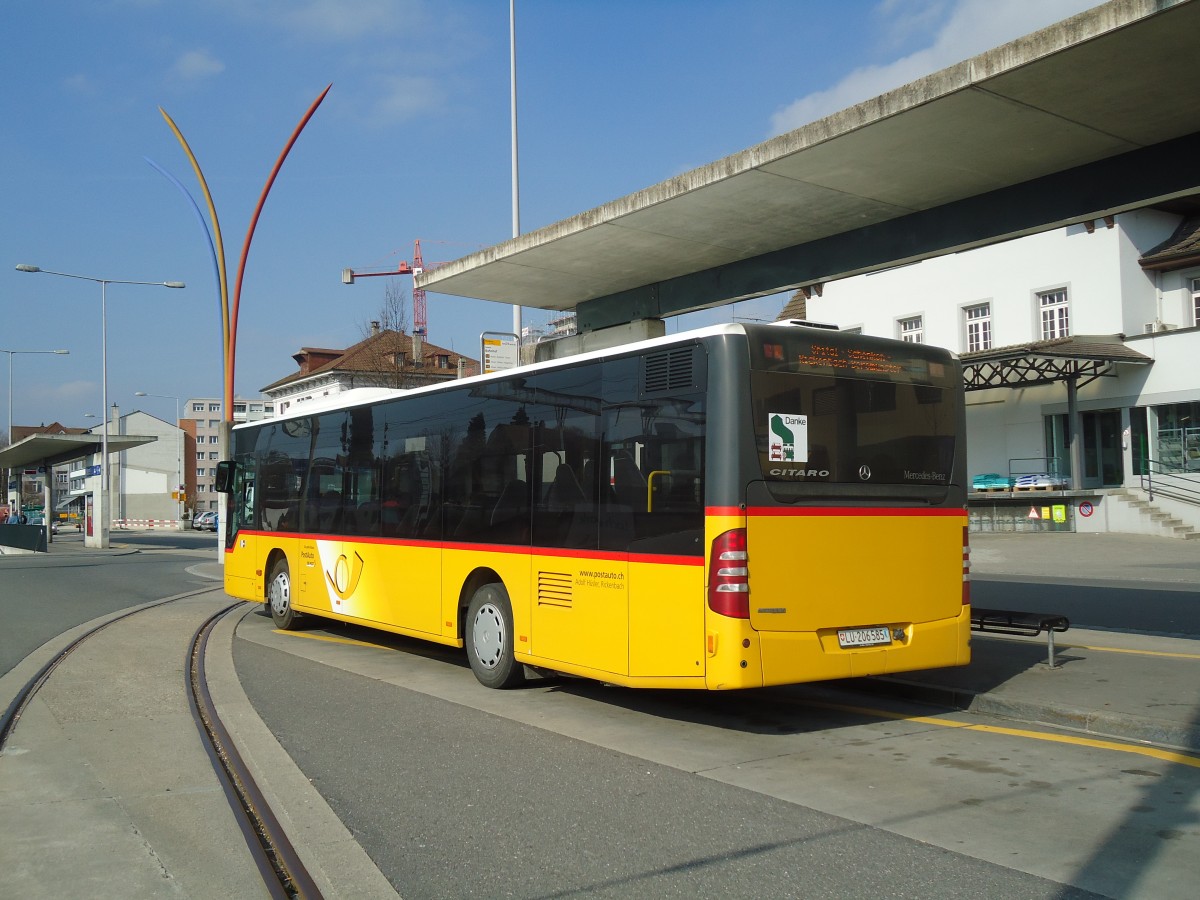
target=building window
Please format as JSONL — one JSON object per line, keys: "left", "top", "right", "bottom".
{"left": 841, "top": 326, "right": 863, "bottom": 335}
{"left": 437, "top": 354, "right": 450, "bottom": 369}
{"left": 208, "top": 419, "right": 220, "bottom": 428}
{"left": 1191, "top": 277, "right": 1200, "bottom": 326}
{"left": 898, "top": 316, "right": 923, "bottom": 343}
{"left": 1039, "top": 289, "right": 1069, "bottom": 340}
{"left": 208, "top": 451, "right": 219, "bottom": 459}
{"left": 196, "top": 452, "right": 205, "bottom": 461}
{"left": 209, "top": 403, "right": 221, "bottom": 412}
{"left": 964, "top": 303, "right": 992, "bottom": 352}
{"left": 192, "top": 403, "right": 204, "bottom": 412}
{"left": 209, "top": 435, "right": 219, "bottom": 444}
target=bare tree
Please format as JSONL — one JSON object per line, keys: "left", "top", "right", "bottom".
{"left": 358, "top": 280, "right": 411, "bottom": 339}
{"left": 349, "top": 280, "right": 428, "bottom": 390}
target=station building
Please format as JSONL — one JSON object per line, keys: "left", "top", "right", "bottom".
{"left": 795, "top": 207, "right": 1200, "bottom": 537}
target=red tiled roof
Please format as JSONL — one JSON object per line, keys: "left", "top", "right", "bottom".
{"left": 261, "top": 329, "right": 479, "bottom": 392}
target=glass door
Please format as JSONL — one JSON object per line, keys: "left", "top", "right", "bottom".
{"left": 1082, "top": 410, "right": 1123, "bottom": 488}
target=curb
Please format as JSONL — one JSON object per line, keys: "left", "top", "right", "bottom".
{"left": 865, "top": 675, "right": 1200, "bottom": 754}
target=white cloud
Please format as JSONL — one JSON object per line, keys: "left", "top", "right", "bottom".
{"left": 33, "top": 380, "right": 97, "bottom": 408}
{"left": 62, "top": 73, "right": 97, "bottom": 95}
{"left": 171, "top": 49, "right": 225, "bottom": 80}
{"left": 770, "top": 0, "right": 1102, "bottom": 136}
{"left": 222, "top": 0, "right": 426, "bottom": 42}
{"left": 370, "top": 74, "right": 446, "bottom": 124}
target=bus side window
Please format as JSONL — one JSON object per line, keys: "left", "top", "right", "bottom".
{"left": 231, "top": 456, "right": 255, "bottom": 532}
{"left": 599, "top": 395, "right": 705, "bottom": 556}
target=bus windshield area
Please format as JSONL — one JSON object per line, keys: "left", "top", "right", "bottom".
{"left": 748, "top": 331, "right": 959, "bottom": 488}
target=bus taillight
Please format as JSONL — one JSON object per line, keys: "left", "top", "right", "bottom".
{"left": 962, "top": 525, "right": 971, "bottom": 606}
{"left": 709, "top": 528, "right": 750, "bottom": 618}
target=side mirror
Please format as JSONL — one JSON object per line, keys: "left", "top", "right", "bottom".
{"left": 214, "top": 460, "right": 236, "bottom": 494}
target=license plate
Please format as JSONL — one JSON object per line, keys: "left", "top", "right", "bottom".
{"left": 837, "top": 626, "right": 892, "bottom": 649}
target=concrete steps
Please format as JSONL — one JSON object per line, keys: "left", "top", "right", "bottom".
{"left": 1108, "top": 489, "right": 1200, "bottom": 539}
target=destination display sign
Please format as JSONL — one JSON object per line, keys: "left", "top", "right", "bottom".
{"left": 756, "top": 337, "right": 949, "bottom": 384}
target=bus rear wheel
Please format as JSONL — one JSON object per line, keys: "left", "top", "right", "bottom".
{"left": 267, "top": 558, "right": 300, "bottom": 630}
{"left": 465, "top": 584, "right": 525, "bottom": 689}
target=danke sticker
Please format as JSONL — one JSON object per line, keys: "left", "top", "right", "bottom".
{"left": 768, "top": 413, "right": 808, "bottom": 462}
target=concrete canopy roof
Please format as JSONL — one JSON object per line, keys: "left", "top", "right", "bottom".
{"left": 0, "top": 433, "right": 155, "bottom": 470}
{"left": 421, "top": 0, "right": 1200, "bottom": 330}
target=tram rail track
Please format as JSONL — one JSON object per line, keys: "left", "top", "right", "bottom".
{"left": 0, "top": 588, "right": 324, "bottom": 900}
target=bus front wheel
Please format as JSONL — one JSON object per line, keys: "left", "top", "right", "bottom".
{"left": 267, "top": 558, "right": 300, "bottom": 630}
{"left": 465, "top": 584, "right": 525, "bottom": 689}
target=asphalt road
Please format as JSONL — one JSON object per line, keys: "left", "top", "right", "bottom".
{"left": 237, "top": 636, "right": 1101, "bottom": 899}
{"left": 973, "top": 576, "right": 1200, "bottom": 637}
{"left": 4, "top": 536, "right": 1196, "bottom": 898}
{"left": 0, "top": 531, "right": 217, "bottom": 676}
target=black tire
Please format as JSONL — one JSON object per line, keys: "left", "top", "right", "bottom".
{"left": 465, "top": 583, "right": 525, "bottom": 689}
{"left": 267, "top": 558, "right": 300, "bottom": 630}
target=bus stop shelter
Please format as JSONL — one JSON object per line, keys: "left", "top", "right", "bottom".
{"left": 0, "top": 432, "right": 154, "bottom": 551}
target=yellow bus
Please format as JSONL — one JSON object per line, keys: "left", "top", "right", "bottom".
{"left": 216, "top": 322, "right": 970, "bottom": 689}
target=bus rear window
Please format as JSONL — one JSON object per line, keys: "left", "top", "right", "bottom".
{"left": 752, "top": 373, "right": 955, "bottom": 485}
{"left": 749, "top": 332, "right": 958, "bottom": 487}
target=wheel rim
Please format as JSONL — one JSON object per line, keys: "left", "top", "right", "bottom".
{"left": 269, "top": 571, "right": 291, "bottom": 618}
{"left": 471, "top": 601, "right": 505, "bottom": 670}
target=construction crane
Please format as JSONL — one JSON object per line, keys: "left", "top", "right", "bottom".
{"left": 342, "top": 240, "right": 440, "bottom": 337}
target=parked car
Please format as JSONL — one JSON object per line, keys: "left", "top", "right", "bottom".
{"left": 194, "top": 511, "right": 217, "bottom": 531}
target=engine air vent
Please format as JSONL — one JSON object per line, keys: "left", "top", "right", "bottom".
{"left": 643, "top": 346, "right": 695, "bottom": 394}
{"left": 538, "top": 571, "right": 573, "bottom": 608}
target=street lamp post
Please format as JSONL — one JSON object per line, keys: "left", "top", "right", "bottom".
{"left": 2, "top": 348, "right": 69, "bottom": 512}
{"left": 135, "top": 391, "right": 183, "bottom": 527}
{"left": 16, "top": 265, "right": 184, "bottom": 548}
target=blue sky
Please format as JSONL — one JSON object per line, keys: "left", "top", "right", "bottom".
{"left": 2, "top": 0, "right": 1099, "bottom": 433}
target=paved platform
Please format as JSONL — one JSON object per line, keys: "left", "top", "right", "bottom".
{"left": 867, "top": 532, "right": 1200, "bottom": 752}
{"left": 1, "top": 531, "right": 1197, "bottom": 897}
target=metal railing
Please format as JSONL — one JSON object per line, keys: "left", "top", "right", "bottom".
{"left": 1141, "top": 458, "right": 1200, "bottom": 505}
{"left": 1009, "top": 456, "right": 1066, "bottom": 479}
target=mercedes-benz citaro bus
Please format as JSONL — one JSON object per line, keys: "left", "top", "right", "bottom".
{"left": 215, "top": 321, "right": 970, "bottom": 690}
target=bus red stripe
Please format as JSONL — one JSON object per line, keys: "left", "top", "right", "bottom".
{"left": 232, "top": 530, "right": 701, "bottom": 566}
{"left": 705, "top": 507, "right": 966, "bottom": 517}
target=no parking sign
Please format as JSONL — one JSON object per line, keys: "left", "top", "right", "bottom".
{"left": 1079, "top": 500, "right": 1094, "bottom": 518}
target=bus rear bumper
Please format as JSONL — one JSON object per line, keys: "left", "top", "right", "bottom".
{"left": 755, "top": 608, "right": 971, "bottom": 688}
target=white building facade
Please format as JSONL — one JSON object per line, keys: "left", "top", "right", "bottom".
{"left": 802, "top": 208, "right": 1200, "bottom": 536}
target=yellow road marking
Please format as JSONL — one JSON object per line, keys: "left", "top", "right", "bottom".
{"left": 273, "top": 629, "right": 392, "bottom": 651}
{"left": 1060, "top": 643, "right": 1200, "bottom": 660}
{"left": 982, "top": 635, "right": 1200, "bottom": 661}
{"left": 805, "top": 698, "right": 1200, "bottom": 769}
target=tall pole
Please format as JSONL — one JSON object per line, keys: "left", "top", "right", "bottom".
{"left": 176, "top": 397, "right": 181, "bottom": 522}
{"left": 16, "top": 265, "right": 185, "bottom": 548}
{"left": 5, "top": 351, "right": 10, "bottom": 514}
{"left": 510, "top": 0, "right": 522, "bottom": 343}
{"left": 5, "top": 351, "right": 9, "bottom": 512}
{"left": 101, "top": 280, "right": 110, "bottom": 540}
